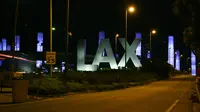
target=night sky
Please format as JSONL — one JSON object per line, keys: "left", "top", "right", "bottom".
{"left": 0, "top": 0, "right": 187, "bottom": 58}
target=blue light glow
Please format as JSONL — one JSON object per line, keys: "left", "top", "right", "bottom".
{"left": 6, "top": 45, "right": 11, "bottom": 51}
{"left": 0, "top": 42, "right": 2, "bottom": 51}
{"left": 61, "top": 62, "right": 65, "bottom": 72}
{"left": 147, "top": 51, "right": 151, "bottom": 59}
{"left": 191, "top": 51, "right": 196, "bottom": 76}
{"left": 135, "top": 33, "right": 142, "bottom": 57}
{"left": 37, "top": 32, "right": 43, "bottom": 52}
{"left": 135, "top": 33, "right": 142, "bottom": 56}
{"left": 175, "top": 50, "right": 180, "bottom": 70}
{"left": 99, "top": 31, "right": 105, "bottom": 56}
{"left": 36, "top": 60, "right": 42, "bottom": 68}
{"left": 0, "top": 60, "right": 2, "bottom": 66}
{"left": 168, "top": 36, "right": 174, "bottom": 67}
{"left": 2, "top": 38, "right": 7, "bottom": 51}
{"left": 115, "top": 54, "right": 119, "bottom": 58}
{"left": 15, "top": 36, "right": 20, "bottom": 51}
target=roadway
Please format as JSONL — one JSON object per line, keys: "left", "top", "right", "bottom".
{"left": 0, "top": 75, "right": 195, "bottom": 112}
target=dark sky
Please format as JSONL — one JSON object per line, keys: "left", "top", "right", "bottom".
{"left": 0, "top": 0, "right": 186, "bottom": 57}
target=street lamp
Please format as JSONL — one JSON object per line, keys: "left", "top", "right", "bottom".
{"left": 115, "top": 34, "right": 119, "bottom": 52}
{"left": 149, "top": 29, "right": 156, "bottom": 58}
{"left": 52, "top": 27, "right": 56, "bottom": 31}
{"left": 125, "top": 6, "right": 135, "bottom": 68}
{"left": 68, "top": 32, "right": 72, "bottom": 36}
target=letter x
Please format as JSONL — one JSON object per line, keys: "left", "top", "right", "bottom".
{"left": 118, "top": 38, "right": 142, "bottom": 67}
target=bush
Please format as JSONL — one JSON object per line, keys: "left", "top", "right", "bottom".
{"left": 57, "top": 69, "right": 159, "bottom": 85}
{"left": 112, "top": 83, "right": 128, "bottom": 89}
{"left": 142, "top": 59, "right": 172, "bottom": 80}
{"left": 66, "top": 82, "right": 88, "bottom": 92}
{"left": 29, "top": 78, "right": 66, "bottom": 95}
{"left": 94, "top": 85, "right": 115, "bottom": 91}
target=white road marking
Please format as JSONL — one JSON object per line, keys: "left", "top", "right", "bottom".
{"left": 165, "top": 84, "right": 190, "bottom": 112}
{"left": 166, "top": 100, "right": 179, "bottom": 112}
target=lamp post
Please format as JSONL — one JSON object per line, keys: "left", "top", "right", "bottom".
{"left": 125, "top": 6, "right": 135, "bottom": 68}
{"left": 115, "top": 34, "right": 119, "bottom": 53}
{"left": 149, "top": 29, "right": 156, "bottom": 58}
{"left": 65, "top": 0, "right": 70, "bottom": 72}
{"left": 12, "top": 0, "right": 20, "bottom": 72}
{"left": 50, "top": 0, "right": 53, "bottom": 79}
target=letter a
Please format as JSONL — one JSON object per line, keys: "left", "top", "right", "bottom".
{"left": 92, "top": 39, "right": 118, "bottom": 69}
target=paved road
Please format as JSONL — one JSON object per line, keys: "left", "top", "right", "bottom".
{"left": 0, "top": 75, "right": 195, "bottom": 112}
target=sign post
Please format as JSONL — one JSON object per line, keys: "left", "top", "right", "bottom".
{"left": 46, "top": 52, "right": 56, "bottom": 79}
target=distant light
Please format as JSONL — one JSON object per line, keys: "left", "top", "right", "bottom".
{"left": 54, "top": 67, "right": 58, "bottom": 70}
{"left": 37, "top": 32, "right": 43, "bottom": 52}
{"left": 191, "top": 52, "right": 196, "bottom": 76}
{"left": 115, "top": 34, "right": 119, "bottom": 38}
{"left": 151, "top": 30, "right": 156, "bottom": 34}
{"left": 168, "top": 36, "right": 174, "bottom": 67}
{"left": 135, "top": 33, "right": 142, "bottom": 57}
{"left": 147, "top": 51, "right": 151, "bottom": 59}
{"left": 175, "top": 50, "right": 180, "bottom": 71}
{"left": 52, "top": 27, "right": 56, "bottom": 31}
{"left": 68, "top": 32, "right": 72, "bottom": 36}
{"left": 128, "top": 7, "right": 135, "bottom": 13}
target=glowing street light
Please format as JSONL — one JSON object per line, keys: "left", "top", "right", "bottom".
{"left": 151, "top": 30, "right": 156, "bottom": 34}
{"left": 52, "top": 27, "right": 56, "bottom": 31}
{"left": 68, "top": 32, "right": 72, "bottom": 36}
{"left": 125, "top": 6, "right": 136, "bottom": 67}
{"left": 149, "top": 29, "right": 157, "bottom": 58}
{"left": 115, "top": 34, "right": 119, "bottom": 38}
{"left": 115, "top": 34, "right": 119, "bottom": 52}
{"left": 128, "top": 7, "right": 135, "bottom": 13}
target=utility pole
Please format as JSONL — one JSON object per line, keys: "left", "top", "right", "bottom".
{"left": 50, "top": 0, "right": 53, "bottom": 79}
{"left": 12, "top": 0, "right": 20, "bottom": 72}
{"left": 65, "top": 0, "right": 70, "bottom": 73}
{"left": 125, "top": 10, "right": 127, "bottom": 68}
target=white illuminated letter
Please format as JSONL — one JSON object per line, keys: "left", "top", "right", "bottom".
{"left": 77, "top": 39, "right": 98, "bottom": 71}
{"left": 118, "top": 38, "right": 142, "bottom": 67}
{"left": 92, "top": 39, "right": 118, "bottom": 69}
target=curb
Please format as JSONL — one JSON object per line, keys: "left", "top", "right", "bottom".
{"left": 193, "top": 103, "right": 199, "bottom": 112}
{"left": 0, "top": 97, "right": 64, "bottom": 107}
{"left": 67, "top": 81, "right": 155, "bottom": 95}
{"left": 196, "top": 78, "right": 200, "bottom": 101}
{"left": 192, "top": 78, "right": 200, "bottom": 112}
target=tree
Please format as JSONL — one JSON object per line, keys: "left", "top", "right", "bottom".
{"left": 173, "top": 0, "right": 200, "bottom": 58}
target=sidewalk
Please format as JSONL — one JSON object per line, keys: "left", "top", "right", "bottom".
{"left": 192, "top": 78, "right": 200, "bottom": 112}
{"left": 0, "top": 88, "right": 49, "bottom": 105}
{"left": 0, "top": 88, "right": 12, "bottom": 104}
{"left": 193, "top": 103, "right": 200, "bottom": 112}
